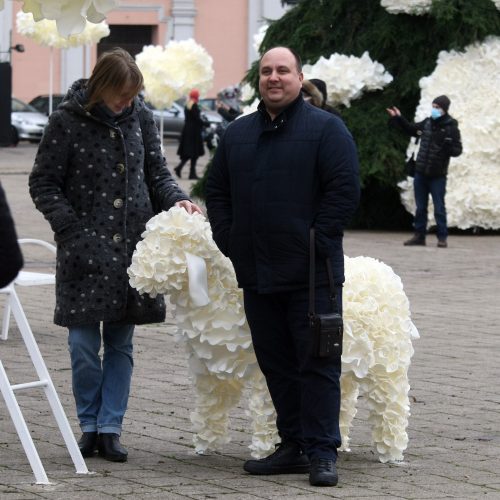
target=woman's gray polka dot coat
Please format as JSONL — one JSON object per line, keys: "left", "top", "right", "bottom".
{"left": 29, "top": 80, "right": 190, "bottom": 327}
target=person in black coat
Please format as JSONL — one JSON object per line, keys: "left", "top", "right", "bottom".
{"left": 206, "top": 47, "right": 360, "bottom": 487}
{"left": 174, "top": 89, "right": 205, "bottom": 179}
{"left": 29, "top": 48, "right": 201, "bottom": 463}
{"left": 387, "top": 95, "right": 462, "bottom": 247}
{"left": 0, "top": 182, "right": 23, "bottom": 288}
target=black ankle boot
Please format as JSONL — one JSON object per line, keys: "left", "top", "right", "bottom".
{"left": 97, "top": 433, "right": 128, "bottom": 462}
{"left": 188, "top": 170, "right": 199, "bottom": 180}
{"left": 243, "top": 441, "right": 309, "bottom": 475}
{"left": 174, "top": 165, "right": 182, "bottom": 178}
{"left": 78, "top": 431, "right": 98, "bottom": 457}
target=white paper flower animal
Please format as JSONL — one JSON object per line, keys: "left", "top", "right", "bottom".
{"left": 129, "top": 208, "right": 418, "bottom": 463}
{"left": 398, "top": 36, "right": 500, "bottom": 230}
{"left": 302, "top": 51, "right": 393, "bottom": 107}
{"left": 19, "top": 0, "right": 117, "bottom": 37}
{"left": 135, "top": 40, "right": 214, "bottom": 110}
{"left": 16, "top": 11, "right": 109, "bottom": 48}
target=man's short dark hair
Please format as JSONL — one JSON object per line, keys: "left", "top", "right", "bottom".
{"left": 260, "top": 46, "right": 302, "bottom": 73}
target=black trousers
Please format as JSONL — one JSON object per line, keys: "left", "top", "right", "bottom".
{"left": 243, "top": 286, "right": 342, "bottom": 460}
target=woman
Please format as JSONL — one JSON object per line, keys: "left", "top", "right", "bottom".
{"left": 174, "top": 89, "right": 205, "bottom": 180}
{"left": 29, "top": 48, "right": 201, "bottom": 462}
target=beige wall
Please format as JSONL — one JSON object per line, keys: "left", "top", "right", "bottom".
{"left": 7, "top": 0, "right": 287, "bottom": 103}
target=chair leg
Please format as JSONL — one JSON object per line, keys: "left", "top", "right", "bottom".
{"left": 0, "top": 360, "right": 50, "bottom": 484}
{"left": 7, "top": 288, "right": 89, "bottom": 478}
{"left": 1, "top": 293, "right": 12, "bottom": 340}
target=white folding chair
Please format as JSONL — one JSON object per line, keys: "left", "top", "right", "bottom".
{"left": 0, "top": 239, "right": 89, "bottom": 484}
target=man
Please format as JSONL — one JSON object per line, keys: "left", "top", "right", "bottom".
{"left": 206, "top": 47, "right": 360, "bottom": 487}
{"left": 387, "top": 95, "right": 462, "bottom": 247}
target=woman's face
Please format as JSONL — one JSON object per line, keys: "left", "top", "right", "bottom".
{"left": 102, "top": 81, "right": 137, "bottom": 114}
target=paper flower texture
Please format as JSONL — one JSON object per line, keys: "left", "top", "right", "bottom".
{"left": 129, "top": 208, "right": 419, "bottom": 463}
{"left": 380, "top": 0, "right": 432, "bottom": 15}
{"left": 135, "top": 39, "right": 214, "bottom": 110}
{"left": 16, "top": 10, "right": 109, "bottom": 48}
{"left": 18, "top": 0, "right": 117, "bottom": 37}
{"left": 302, "top": 51, "right": 393, "bottom": 107}
{"left": 398, "top": 36, "right": 500, "bottom": 230}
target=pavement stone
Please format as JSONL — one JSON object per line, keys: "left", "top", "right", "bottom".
{"left": 1, "top": 142, "right": 499, "bottom": 499}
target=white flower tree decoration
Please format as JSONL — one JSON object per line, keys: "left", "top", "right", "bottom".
{"left": 16, "top": 11, "right": 109, "bottom": 114}
{"left": 135, "top": 39, "right": 214, "bottom": 142}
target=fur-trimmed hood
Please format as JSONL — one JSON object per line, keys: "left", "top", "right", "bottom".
{"left": 302, "top": 79, "right": 324, "bottom": 108}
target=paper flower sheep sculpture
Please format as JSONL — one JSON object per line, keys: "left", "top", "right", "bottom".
{"left": 128, "top": 207, "right": 419, "bottom": 463}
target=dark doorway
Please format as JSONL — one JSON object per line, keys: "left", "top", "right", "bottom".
{"left": 98, "top": 25, "right": 153, "bottom": 58}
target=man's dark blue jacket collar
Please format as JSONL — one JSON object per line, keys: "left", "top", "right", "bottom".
{"left": 257, "top": 94, "right": 304, "bottom": 129}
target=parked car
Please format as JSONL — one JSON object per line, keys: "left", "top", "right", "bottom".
{"left": 29, "top": 94, "right": 65, "bottom": 116}
{"left": 11, "top": 97, "right": 48, "bottom": 143}
{"left": 146, "top": 100, "right": 222, "bottom": 139}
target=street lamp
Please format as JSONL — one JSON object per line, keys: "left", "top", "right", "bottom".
{"left": 0, "top": 42, "right": 25, "bottom": 146}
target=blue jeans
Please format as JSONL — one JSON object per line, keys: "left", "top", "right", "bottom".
{"left": 243, "top": 286, "right": 342, "bottom": 461}
{"left": 413, "top": 172, "right": 447, "bottom": 240}
{"left": 68, "top": 322, "right": 134, "bottom": 434}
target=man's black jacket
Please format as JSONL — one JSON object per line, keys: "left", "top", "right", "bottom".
{"left": 206, "top": 97, "right": 360, "bottom": 293}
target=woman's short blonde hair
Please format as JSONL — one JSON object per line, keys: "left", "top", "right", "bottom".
{"left": 86, "top": 47, "right": 143, "bottom": 109}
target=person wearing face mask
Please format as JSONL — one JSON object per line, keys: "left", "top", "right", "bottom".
{"left": 29, "top": 47, "right": 202, "bottom": 463}
{"left": 386, "top": 95, "right": 462, "bottom": 247}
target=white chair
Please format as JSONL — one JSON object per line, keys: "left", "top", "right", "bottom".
{"left": 0, "top": 239, "right": 88, "bottom": 484}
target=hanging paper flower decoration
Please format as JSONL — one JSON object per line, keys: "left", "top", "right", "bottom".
{"left": 136, "top": 39, "right": 214, "bottom": 110}
{"left": 16, "top": 11, "right": 109, "bottom": 48}
{"left": 302, "top": 51, "right": 393, "bottom": 107}
{"left": 252, "top": 24, "right": 268, "bottom": 54}
{"left": 19, "top": 0, "right": 117, "bottom": 37}
{"left": 380, "top": 0, "right": 432, "bottom": 15}
{"left": 399, "top": 36, "right": 500, "bottom": 230}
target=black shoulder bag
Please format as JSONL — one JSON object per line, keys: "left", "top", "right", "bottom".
{"left": 308, "top": 228, "right": 343, "bottom": 358}
{"left": 405, "top": 135, "right": 420, "bottom": 178}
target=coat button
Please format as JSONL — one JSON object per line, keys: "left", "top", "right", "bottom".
{"left": 113, "top": 233, "right": 122, "bottom": 243}
{"left": 116, "top": 163, "right": 125, "bottom": 174}
{"left": 113, "top": 198, "right": 123, "bottom": 209}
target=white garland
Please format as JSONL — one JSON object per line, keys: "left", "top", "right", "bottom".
{"left": 16, "top": 11, "right": 109, "bottom": 48}
{"left": 19, "top": 0, "right": 117, "bottom": 37}
{"left": 381, "top": 0, "right": 432, "bottom": 15}
{"left": 398, "top": 36, "right": 500, "bottom": 230}
{"left": 129, "top": 208, "right": 418, "bottom": 463}
{"left": 302, "top": 51, "right": 393, "bottom": 107}
{"left": 135, "top": 39, "right": 214, "bottom": 110}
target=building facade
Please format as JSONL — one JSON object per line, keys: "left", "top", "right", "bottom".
{"left": 0, "top": 0, "right": 289, "bottom": 103}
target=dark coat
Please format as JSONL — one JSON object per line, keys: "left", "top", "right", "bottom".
{"left": 206, "top": 96, "right": 360, "bottom": 292}
{"left": 29, "top": 80, "right": 190, "bottom": 327}
{"left": 177, "top": 102, "right": 205, "bottom": 160}
{"left": 390, "top": 113, "right": 462, "bottom": 177}
{"left": 0, "top": 182, "right": 23, "bottom": 288}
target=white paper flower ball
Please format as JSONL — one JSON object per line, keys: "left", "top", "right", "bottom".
{"left": 303, "top": 51, "right": 393, "bottom": 107}
{"left": 136, "top": 39, "right": 214, "bottom": 110}
{"left": 399, "top": 36, "right": 500, "bottom": 230}
{"left": 380, "top": 0, "right": 432, "bottom": 15}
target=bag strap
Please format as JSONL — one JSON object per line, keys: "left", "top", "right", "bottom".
{"left": 309, "top": 227, "right": 340, "bottom": 318}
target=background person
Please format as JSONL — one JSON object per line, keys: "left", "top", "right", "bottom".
{"left": 206, "top": 46, "right": 360, "bottom": 488}
{"left": 29, "top": 47, "right": 201, "bottom": 463}
{"left": 174, "top": 89, "right": 205, "bottom": 180}
{"left": 0, "top": 181, "right": 23, "bottom": 288}
{"left": 387, "top": 95, "right": 462, "bottom": 247}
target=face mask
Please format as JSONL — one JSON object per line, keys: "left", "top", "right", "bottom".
{"left": 431, "top": 108, "right": 442, "bottom": 120}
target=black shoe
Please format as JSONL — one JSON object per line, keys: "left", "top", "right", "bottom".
{"left": 97, "top": 433, "right": 128, "bottom": 462}
{"left": 78, "top": 432, "right": 98, "bottom": 457}
{"left": 174, "top": 166, "right": 182, "bottom": 178}
{"left": 188, "top": 173, "right": 199, "bottom": 180}
{"left": 309, "top": 458, "right": 338, "bottom": 487}
{"left": 404, "top": 234, "right": 426, "bottom": 246}
{"left": 243, "top": 441, "right": 309, "bottom": 475}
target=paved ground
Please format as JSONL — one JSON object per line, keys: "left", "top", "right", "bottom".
{"left": 0, "top": 142, "right": 499, "bottom": 499}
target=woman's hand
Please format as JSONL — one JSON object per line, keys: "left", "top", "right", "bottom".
{"left": 175, "top": 199, "right": 204, "bottom": 215}
{"left": 386, "top": 106, "right": 401, "bottom": 117}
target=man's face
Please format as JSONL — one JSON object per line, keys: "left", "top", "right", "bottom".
{"left": 259, "top": 48, "right": 303, "bottom": 115}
